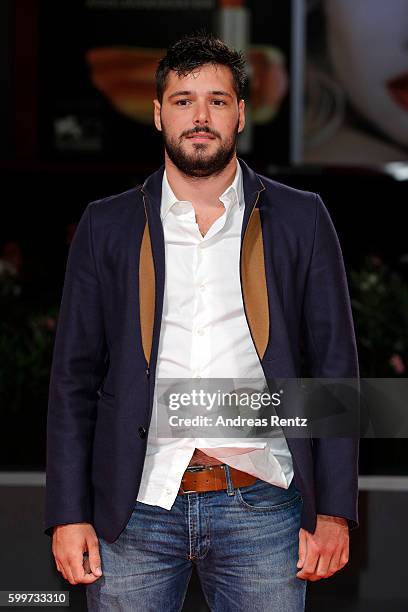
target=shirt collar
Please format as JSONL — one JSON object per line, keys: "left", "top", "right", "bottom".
{"left": 160, "top": 158, "right": 244, "bottom": 222}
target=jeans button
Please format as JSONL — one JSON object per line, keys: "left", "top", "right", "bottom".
{"left": 138, "top": 426, "right": 147, "bottom": 439}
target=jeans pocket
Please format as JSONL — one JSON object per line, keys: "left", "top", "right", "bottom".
{"left": 236, "top": 479, "right": 302, "bottom": 512}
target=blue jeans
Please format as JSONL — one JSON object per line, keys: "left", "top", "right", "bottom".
{"left": 86, "top": 465, "right": 307, "bottom": 611}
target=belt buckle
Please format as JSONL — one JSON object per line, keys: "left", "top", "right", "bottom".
{"left": 185, "top": 464, "right": 207, "bottom": 472}
{"left": 180, "top": 464, "right": 205, "bottom": 494}
{"left": 179, "top": 466, "right": 200, "bottom": 494}
{"left": 179, "top": 464, "right": 223, "bottom": 494}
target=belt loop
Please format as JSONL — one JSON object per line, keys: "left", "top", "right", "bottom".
{"left": 224, "top": 464, "right": 235, "bottom": 496}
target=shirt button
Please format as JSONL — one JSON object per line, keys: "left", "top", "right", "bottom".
{"left": 196, "top": 328, "right": 204, "bottom": 336}
{"left": 199, "top": 283, "right": 206, "bottom": 291}
{"left": 165, "top": 488, "right": 172, "bottom": 495}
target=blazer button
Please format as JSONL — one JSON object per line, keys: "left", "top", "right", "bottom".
{"left": 138, "top": 426, "right": 147, "bottom": 439}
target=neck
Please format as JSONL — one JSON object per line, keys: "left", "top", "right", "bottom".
{"left": 164, "top": 152, "right": 238, "bottom": 209}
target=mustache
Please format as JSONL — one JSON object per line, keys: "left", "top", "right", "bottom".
{"left": 181, "top": 126, "right": 220, "bottom": 139}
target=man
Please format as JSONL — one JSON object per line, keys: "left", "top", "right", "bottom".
{"left": 45, "top": 32, "right": 359, "bottom": 611}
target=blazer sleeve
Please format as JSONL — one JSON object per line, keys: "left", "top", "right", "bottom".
{"left": 44, "top": 202, "right": 107, "bottom": 537}
{"left": 302, "top": 193, "right": 360, "bottom": 531}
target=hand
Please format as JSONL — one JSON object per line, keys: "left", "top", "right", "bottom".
{"left": 52, "top": 523, "right": 103, "bottom": 585}
{"left": 296, "top": 514, "right": 349, "bottom": 581}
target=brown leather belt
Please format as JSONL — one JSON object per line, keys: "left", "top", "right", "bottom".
{"left": 178, "top": 464, "right": 257, "bottom": 494}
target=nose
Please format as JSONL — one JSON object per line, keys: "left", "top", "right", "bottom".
{"left": 193, "top": 99, "right": 210, "bottom": 126}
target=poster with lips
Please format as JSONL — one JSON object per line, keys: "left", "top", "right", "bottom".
{"left": 37, "top": 0, "right": 298, "bottom": 165}
{"left": 304, "top": 0, "right": 408, "bottom": 166}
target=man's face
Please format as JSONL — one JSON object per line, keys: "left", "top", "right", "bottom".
{"left": 153, "top": 63, "right": 245, "bottom": 177}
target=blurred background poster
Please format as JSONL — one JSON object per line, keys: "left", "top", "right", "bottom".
{"left": 303, "top": 0, "right": 408, "bottom": 166}
{"left": 36, "top": 0, "right": 300, "bottom": 165}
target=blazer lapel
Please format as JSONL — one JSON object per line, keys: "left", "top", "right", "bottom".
{"left": 239, "top": 158, "right": 269, "bottom": 361}
{"left": 139, "top": 166, "right": 165, "bottom": 368}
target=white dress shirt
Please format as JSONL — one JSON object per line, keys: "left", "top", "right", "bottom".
{"left": 136, "top": 158, "right": 294, "bottom": 509}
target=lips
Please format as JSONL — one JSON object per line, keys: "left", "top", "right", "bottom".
{"left": 186, "top": 132, "right": 215, "bottom": 140}
{"left": 387, "top": 73, "right": 408, "bottom": 111}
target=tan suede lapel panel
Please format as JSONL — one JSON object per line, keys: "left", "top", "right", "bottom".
{"left": 241, "top": 208, "right": 269, "bottom": 360}
{"left": 139, "top": 220, "right": 155, "bottom": 366}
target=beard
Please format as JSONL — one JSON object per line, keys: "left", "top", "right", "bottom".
{"left": 161, "top": 119, "right": 239, "bottom": 178}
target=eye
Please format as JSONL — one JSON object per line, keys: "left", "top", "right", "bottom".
{"left": 175, "top": 99, "right": 190, "bottom": 106}
{"left": 212, "top": 100, "right": 226, "bottom": 106}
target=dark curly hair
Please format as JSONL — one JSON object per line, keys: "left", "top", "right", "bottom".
{"left": 155, "top": 30, "right": 248, "bottom": 104}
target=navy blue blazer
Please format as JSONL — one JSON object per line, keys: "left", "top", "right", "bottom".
{"left": 44, "top": 157, "right": 359, "bottom": 542}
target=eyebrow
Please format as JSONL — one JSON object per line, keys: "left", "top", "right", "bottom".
{"left": 168, "top": 89, "right": 233, "bottom": 100}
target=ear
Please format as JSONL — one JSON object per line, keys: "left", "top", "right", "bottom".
{"left": 153, "top": 99, "right": 162, "bottom": 132}
{"left": 238, "top": 98, "right": 245, "bottom": 133}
